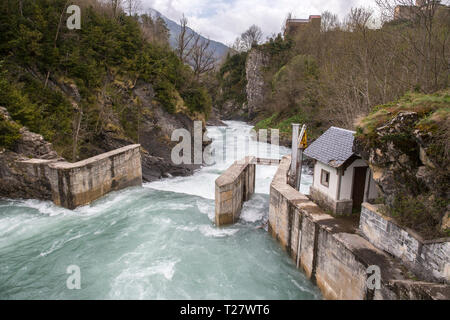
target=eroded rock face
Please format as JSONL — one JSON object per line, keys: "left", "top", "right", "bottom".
{"left": 132, "top": 82, "right": 202, "bottom": 181}
{"left": 76, "top": 81, "right": 206, "bottom": 182}
{"left": 356, "top": 112, "right": 420, "bottom": 204}
{"left": 0, "top": 107, "right": 61, "bottom": 200}
{"left": 206, "top": 107, "right": 227, "bottom": 126}
{"left": 355, "top": 111, "right": 449, "bottom": 231}
{"left": 14, "top": 127, "right": 59, "bottom": 160}
{"left": 246, "top": 49, "right": 269, "bottom": 120}
{"left": 0, "top": 107, "right": 57, "bottom": 160}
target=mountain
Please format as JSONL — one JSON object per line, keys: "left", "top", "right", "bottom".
{"left": 147, "top": 8, "right": 230, "bottom": 60}
{"left": 0, "top": 0, "right": 212, "bottom": 186}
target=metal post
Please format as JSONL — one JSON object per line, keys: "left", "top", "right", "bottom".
{"left": 296, "top": 125, "right": 307, "bottom": 191}
{"left": 296, "top": 149, "right": 303, "bottom": 191}
{"left": 290, "top": 124, "right": 300, "bottom": 187}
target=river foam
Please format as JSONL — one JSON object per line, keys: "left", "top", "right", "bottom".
{"left": 0, "top": 121, "right": 321, "bottom": 300}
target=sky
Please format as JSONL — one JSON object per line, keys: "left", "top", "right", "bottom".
{"left": 142, "top": 0, "right": 379, "bottom": 45}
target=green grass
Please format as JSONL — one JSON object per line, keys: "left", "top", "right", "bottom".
{"left": 356, "top": 89, "right": 450, "bottom": 239}
{"left": 254, "top": 111, "right": 308, "bottom": 134}
{"left": 254, "top": 109, "right": 323, "bottom": 145}
{"left": 356, "top": 89, "right": 450, "bottom": 144}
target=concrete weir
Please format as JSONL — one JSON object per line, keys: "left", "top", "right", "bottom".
{"left": 268, "top": 156, "right": 450, "bottom": 300}
{"left": 19, "top": 145, "right": 142, "bottom": 209}
{"left": 215, "top": 156, "right": 256, "bottom": 226}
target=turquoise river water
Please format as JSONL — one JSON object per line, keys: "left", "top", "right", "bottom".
{"left": 0, "top": 121, "right": 321, "bottom": 299}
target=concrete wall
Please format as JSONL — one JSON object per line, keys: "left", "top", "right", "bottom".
{"left": 20, "top": 145, "right": 142, "bottom": 209}
{"left": 215, "top": 156, "right": 256, "bottom": 226}
{"left": 360, "top": 203, "right": 450, "bottom": 284}
{"left": 269, "top": 156, "right": 450, "bottom": 300}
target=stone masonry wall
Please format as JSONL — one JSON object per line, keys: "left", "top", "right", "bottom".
{"left": 360, "top": 203, "right": 450, "bottom": 284}
{"left": 309, "top": 186, "right": 353, "bottom": 215}
{"left": 268, "top": 156, "right": 450, "bottom": 300}
{"left": 215, "top": 156, "right": 256, "bottom": 226}
{"left": 20, "top": 144, "right": 142, "bottom": 209}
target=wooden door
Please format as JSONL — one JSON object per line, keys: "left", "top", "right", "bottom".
{"left": 352, "top": 167, "right": 368, "bottom": 212}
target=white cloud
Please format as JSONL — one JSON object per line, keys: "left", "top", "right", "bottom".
{"left": 142, "top": 0, "right": 379, "bottom": 45}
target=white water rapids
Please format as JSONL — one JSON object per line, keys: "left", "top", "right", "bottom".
{"left": 0, "top": 121, "right": 321, "bottom": 299}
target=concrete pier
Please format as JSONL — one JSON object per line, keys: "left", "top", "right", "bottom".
{"left": 215, "top": 156, "right": 256, "bottom": 226}
{"left": 19, "top": 145, "right": 142, "bottom": 209}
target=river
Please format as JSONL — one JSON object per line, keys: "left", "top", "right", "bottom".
{"left": 0, "top": 121, "right": 321, "bottom": 300}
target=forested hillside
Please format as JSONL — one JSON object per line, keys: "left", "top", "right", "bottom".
{"left": 0, "top": 0, "right": 211, "bottom": 179}
{"left": 216, "top": 3, "right": 449, "bottom": 144}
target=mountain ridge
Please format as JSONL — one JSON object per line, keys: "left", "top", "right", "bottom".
{"left": 147, "top": 8, "right": 230, "bottom": 60}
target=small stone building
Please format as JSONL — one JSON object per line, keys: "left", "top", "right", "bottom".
{"left": 304, "top": 127, "right": 378, "bottom": 215}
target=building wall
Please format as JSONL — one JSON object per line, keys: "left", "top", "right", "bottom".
{"left": 313, "top": 159, "right": 378, "bottom": 203}
{"left": 284, "top": 16, "right": 321, "bottom": 36}
{"left": 394, "top": 5, "right": 417, "bottom": 20}
{"left": 313, "top": 161, "right": 338, "bottom": 200}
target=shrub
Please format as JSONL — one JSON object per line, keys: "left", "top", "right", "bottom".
{"left": 182, "top": 87, "right": 212, "bottom": 116}
{"left": 0, "top": 114, "right": 21, "bottom": 149}
{"left": 388, "top": 194, "right": 449, "bottom": 239}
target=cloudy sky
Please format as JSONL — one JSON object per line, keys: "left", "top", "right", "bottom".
{"left": 142, "top": 0, "right": 379, "bottom": 45}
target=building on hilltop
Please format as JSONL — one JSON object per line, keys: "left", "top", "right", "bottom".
{"left": 284, "top": 15, "right": 321, "bottom": 37}
{"left": 394, "top": 0, "right": 448, "bottom": 20}
{"left": 304, "top": 127, "right": 379, "bottom": 215}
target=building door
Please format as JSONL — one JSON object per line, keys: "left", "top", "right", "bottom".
{"left": 352, "top": 167, "right": 368, "bottom": 212}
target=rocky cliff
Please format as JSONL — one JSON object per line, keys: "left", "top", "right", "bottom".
{"left": 354, "top": 90, "right": 449, "bottom": 237}
{"left": 0, "top": 107, "right": 59, "bottom": 200}
{"left": 132, "top": 81, "right": 201, "bottom": 181}
{"left": 213, "top": 51, "right": 248, "bottom": 121}
{"left": 246, "top": 49, "right": 269, "bottom": 121}
{"left": 0, "top": 82, "right": 204, "bottom": 202}
{"left": 47, "top": 76, "right": 203, "bottom": 182}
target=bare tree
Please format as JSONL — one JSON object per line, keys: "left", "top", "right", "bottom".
{"left": 189, "top": 34, "right": 217, "bottom": 79}
{"left": 231, "top": 37, "right": 244, "bottom": 52}
{"left": 141, "top": 12, "right": 170, "bottom": 45}
{"left": 109, "top": 0, "right": 123, "bottom": 17}
{"left": 176, "top": 14, "right": 195, "bottom": 63}
{"left": 375, "top": 0, "right": 449, "bottom": 91}
{"left": 240, "top": 25, "right": 263, "bottom": 51}
{"left": 376, "top": 0, "right": 443, "bottom": 21}
{"left": 124, "top": 0, "right": 141, "bottom": 16}
{"left": 321, "top": 11, "right": 340, "bottom": 32}
{"left": 282, "top": 12, "right": 293, "bottom": 35}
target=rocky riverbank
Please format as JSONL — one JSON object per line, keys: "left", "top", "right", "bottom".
{"left": 0, "top": 101, "right": 203, "bottom": 201}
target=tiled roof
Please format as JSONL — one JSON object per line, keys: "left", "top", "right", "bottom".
{"left": 304, "top": 127, "right": 356, "bottom": 167}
